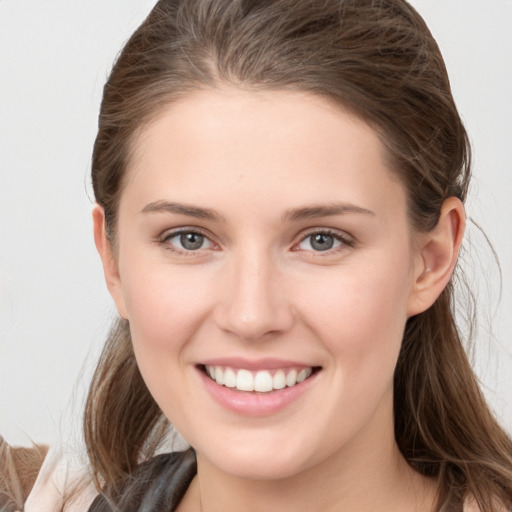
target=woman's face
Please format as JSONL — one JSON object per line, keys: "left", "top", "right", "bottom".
{"left": 106, "top": 88, "right": 426, "bottom": 480}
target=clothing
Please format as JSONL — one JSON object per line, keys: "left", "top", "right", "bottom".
{"left": 23, "top": 447, "right": 98, "bottom": 512}
{"left": 23, "top": 449, "right": 195, "bottom": 512}
{"left": 87, "top": 450, "right": 196, "bottom": 512}
{"left": 25, "top": 447, "right": 486, "bottom": 511}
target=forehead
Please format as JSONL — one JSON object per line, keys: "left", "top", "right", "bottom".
{"left": 123, "top": 88, "right": 407, "bottom": 222}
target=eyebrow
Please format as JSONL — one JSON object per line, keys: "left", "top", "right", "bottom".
{"left": 283, "top": 203, "right": 375, "bottom": 222}
{"left": 141, "top": 200, "right": 374, "bottom": 223}
{"left": 141, "top": 201, "right": 225, "bottom": 222}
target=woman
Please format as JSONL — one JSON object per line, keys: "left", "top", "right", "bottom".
{"left": 19, "top": 0, "right": 512, "bottom": 511}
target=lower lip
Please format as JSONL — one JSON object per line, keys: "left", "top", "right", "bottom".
{"left": 198, "top": 368, "right": 319, "bottom": 416}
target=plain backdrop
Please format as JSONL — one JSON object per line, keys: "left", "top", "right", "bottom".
{"left": 1, "top": 0, "right": 511, "bottom": 447}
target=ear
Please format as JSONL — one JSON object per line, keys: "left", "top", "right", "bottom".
{"left": 92, "top": 204, "right": 129, "bottom": 319}
{"left": 407, "top": 197, "right": 466, "bottom": 317}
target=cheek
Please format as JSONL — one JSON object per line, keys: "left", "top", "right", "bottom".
{"left": 119, "top": 261, "right": 214, "bottom": 421}
{"left": 294, "top": 255, "right": 412, "bottom": 366}
{"left": 120, "top": 254, "right": 211, "bottom": 340}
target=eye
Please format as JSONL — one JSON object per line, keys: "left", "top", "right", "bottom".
{"left": 163, "top": 230, "right": 214, "bottom": 252}
{"left": 296, "top": 230, "right": 350, "bottom": 252}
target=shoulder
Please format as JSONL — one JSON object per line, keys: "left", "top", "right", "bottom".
{"left": 24, "top": 446, "right": 97, "bottom": 512}
{"left": 0, "top": 437, "right": 48, "bottom": 511}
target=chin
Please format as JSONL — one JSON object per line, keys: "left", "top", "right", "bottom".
{"left": 196, "top": 436, "right": 317, "bottom": 481}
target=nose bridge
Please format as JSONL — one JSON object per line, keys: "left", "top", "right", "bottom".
{"left": 215, "top": 243, "right": 293, "bottom": 340}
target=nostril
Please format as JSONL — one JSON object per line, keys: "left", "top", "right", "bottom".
{"left": 214, "top": 298, "right": 295, "bottom": 341}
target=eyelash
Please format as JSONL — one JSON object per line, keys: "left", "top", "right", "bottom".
{"left": 293, "top": 229, "right": 355, "bottom": 255}
{"left": 158, "top": 228, "right": 217, "bottom": 255}
{"left": 157, "top": 227, "right": 354, "bottom": 255}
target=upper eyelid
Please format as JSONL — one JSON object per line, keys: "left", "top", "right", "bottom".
{"left": 296, "top": 227, "right": 354, "bottom": 242}
{"left": 292, "top": 228, "right": 355, "bottom": 253}
{"left": 158, "top": 227, "right": 218, "bottom": 254}
{"left": 156, "top": 226, "right": 354, "bottom": 250}
{"left": 159, "top": 226, "right": 214, "bottom": 241}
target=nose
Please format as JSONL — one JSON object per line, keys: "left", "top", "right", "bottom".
{"left": 214, "top": 247, "right": 295, "bottom": 341}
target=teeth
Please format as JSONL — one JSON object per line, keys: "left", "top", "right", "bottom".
{"left": 286, "top": 369, "right": 297, "bottom": 387}
{"left": 254, "top": 371, "right": 273, "bottom": 392}
{"left": 297, "top": 368, "right": 311, "bottom": 383}
{"left": 224, "top": 368, "right": 236, "bottom": 388}
{"left": 204, "top": 365, "right": 314, "bottom": 392}
{"left": 273, "top": 370, "right": 286, "bottom": 390}
{"left": 214, "top": 366, "right": 224, "bottom": 385}
{"left": 236, "top": 369, "right": 254, "bottom": 391}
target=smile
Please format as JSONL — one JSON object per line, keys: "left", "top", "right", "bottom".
{"left": 204, "top": 365, "right": 315, "bottom": 393}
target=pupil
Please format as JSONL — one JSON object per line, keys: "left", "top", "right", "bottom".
{"left": 311, "top": 233, "right": 333, "bottom": 251}
{"left": 181, "top": 232, "right": 203, "bottom": 250}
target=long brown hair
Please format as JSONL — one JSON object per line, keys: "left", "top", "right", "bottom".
{"left": 85, "top": 0, "right": 512, "bottom": 510}
{"left": 0, "top": 437, "right": 48, "bottom": 511}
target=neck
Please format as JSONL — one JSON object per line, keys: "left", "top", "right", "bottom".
{"left": 179, "top": 399, "right": 436, "bottom": 512}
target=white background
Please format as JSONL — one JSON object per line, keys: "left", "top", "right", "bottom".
{"left": 1, "top": 0, "right": 511, "bottom": 447}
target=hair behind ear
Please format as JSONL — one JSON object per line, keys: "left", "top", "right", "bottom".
{"left": 395, "top": 286, "right": 512, "bottom": 511}
{"left": 83, "top": 319, "right": 170, "bottom": 492}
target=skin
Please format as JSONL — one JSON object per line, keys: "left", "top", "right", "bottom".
{"left": 94, "top": 88, "right": 465, "bottom": 512}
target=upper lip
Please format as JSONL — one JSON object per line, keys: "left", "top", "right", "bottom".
{"left": 199, "top": 357, "right": 318, "bottom": 371}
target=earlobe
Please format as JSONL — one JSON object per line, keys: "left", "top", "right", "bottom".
{"left": 92, "top": 204, "right": 129, "bottom": 319}
{"left": 407, "top": 197, "right": 466, "bottom": 317}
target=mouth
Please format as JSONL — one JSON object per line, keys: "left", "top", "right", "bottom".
{"left": 199, "top": 364, "right": 321, "bottom": 393}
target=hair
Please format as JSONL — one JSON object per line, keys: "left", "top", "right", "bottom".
{"left": 84, "top": 0, "right": 512, "bottom": 510}
{"left": 0, "top": 437, "right": 48, "bottom": 511}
